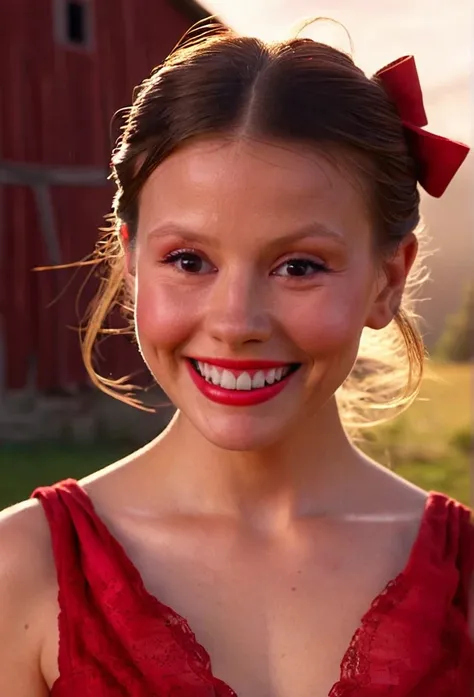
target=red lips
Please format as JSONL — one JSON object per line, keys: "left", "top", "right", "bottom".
{"left": 186, "top": 358, "right": 300, "bottom": 407}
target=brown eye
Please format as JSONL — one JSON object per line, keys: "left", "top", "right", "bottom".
{"left": 273, "top": 258, "right": 328, "bottom": 277}
{"left": 161, "top": 250, "right": 215, "bottom": 274}
{"left": 177, "top": 253, "right": 204, "bottom": 273}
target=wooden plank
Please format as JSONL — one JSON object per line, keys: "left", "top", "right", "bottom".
{"left": 0, "top": 161, "right": 109, "bottom": 186}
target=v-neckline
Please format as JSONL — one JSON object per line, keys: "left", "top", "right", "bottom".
{"left": 56, "top": 482, "right": 437, "bottom": 696}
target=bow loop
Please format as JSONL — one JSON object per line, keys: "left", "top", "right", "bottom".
{"left": 375, "top": 56, "right": 427, "bottom": 127}
{"left": 374, "top": 55, "right": 469, "bottom": 198}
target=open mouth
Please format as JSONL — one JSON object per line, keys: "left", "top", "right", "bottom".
{"left": 188, "top": 359, "right": 301, "bottom": 392}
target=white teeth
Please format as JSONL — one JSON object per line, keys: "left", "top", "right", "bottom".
{"left": 235, "top": 372, "right": 252, "bottom": 390}
{"left": 252, "top": 371, "right": 266, "bottom": 389}
{"left": 210, "top": 366, "right": 221, "bottom": 385}
{"left": 220, "top": 369, "right": 236, "bottom": 390}
{"left": 194, "top": 361, "right": 295, "bottom": 391}
{"left": 265, "top": 368, "right": 276, "bottom": 385}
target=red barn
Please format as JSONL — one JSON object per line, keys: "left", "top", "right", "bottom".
{"left": 0, "top": 0, "right": 210, "bottom": 395}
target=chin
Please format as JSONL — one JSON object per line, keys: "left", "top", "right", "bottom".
{"left": 185, "top": 408, "right": 303, "bottom": 452}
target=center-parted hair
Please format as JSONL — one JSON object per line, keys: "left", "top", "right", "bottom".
{"left": 84, "top": 24, "right": 427, "bottom": 432}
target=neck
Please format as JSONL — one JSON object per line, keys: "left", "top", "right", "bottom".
{"left": 148, "top": 398, "right": 370, "bottom": 532}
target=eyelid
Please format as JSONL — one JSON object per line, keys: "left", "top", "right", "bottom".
{"left": 162, "top": 247, "right": 210, "bottom": 263}
{"left": 274, "top": 251, "right": 326, "bottom": 263}
{"left": 160, "top": 247, "right": 217, "bottom": 273}
{"left": 162, "top": 246, "right": 200, "bottom": 259}
{"left": 159, "top": 248, "right": 330, "bottom": 276}
{"left": 271, "top": 255, "right": 329, "bottom": 272}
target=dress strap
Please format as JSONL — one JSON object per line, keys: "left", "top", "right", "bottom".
{"left": 402, "top": 494, "right": 473, "bottom": 607}
{"left": 32, "top": 478, "right": 115, "bottom": 674}
{"left": 452, "top": 498, "right": 474, "bottom": 616}
{"left": 32, "top": 478, "right": 238, "bottom": 696}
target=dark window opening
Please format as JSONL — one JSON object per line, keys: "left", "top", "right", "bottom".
{"left": 67, "top": 1, "right": 87, "bottom": 45}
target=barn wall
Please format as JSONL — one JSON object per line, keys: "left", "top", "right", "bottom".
{"left": 0, "top": 0, "right": 203, "bottom": 392}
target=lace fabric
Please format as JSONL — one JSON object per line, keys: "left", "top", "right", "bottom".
{"left": 32, "top": 481, "right": 473, "bottom": 697}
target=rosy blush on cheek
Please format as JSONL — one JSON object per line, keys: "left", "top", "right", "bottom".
{"left": 281, "top": 294, "right": 367, "bottom": 360}
{"left": 134, "top": 283, "right": 199, "bottom": 353}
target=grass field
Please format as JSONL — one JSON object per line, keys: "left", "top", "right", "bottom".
{"left": 361, "top": 362, "right": 471, "bottom": 505}
{"left": 0, "top": 362, "right": 471, "bottom": 510}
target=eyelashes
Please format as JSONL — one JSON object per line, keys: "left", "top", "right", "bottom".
{"left": 159, "top": 248, "right": 331, "bottom": 278}
{"left": 273, "top": 259, "right": 329, "bottom": 277}
{"left": 160, "top": 249, "right": 215, "bottom": 274}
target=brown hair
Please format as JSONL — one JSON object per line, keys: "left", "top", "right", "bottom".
{"left": 83, "top": 23, "right": 427, "bottom": 431}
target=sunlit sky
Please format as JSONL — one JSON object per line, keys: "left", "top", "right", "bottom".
{"left": 202, "top": 0, "right": 473, "bottom": 143}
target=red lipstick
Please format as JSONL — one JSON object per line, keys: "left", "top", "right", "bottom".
{"left": 185, "top": 358, "right": 300, "bottom": 407}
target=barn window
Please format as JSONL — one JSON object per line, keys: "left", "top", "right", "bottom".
{"left": 55, "top": 0, "right": 93, "bottom": 50}
{"left": 67, "top": 2, "right": 87, "bottom": 44}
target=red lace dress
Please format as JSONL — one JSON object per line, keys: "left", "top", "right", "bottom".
{"left": 32, "top": 479, "right": 473, "bottom": 696}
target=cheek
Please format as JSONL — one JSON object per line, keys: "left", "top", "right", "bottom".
{"left": 283, "top": 286, "right": 370, "bottom": 357}
{"left": 134, "top": 276, "right": 198, "bottom": 351}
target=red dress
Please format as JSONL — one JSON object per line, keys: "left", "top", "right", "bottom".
{"left": 32, "top": 479, "right": 473, "bottom": 696}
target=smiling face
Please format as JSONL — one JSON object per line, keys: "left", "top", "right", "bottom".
{"left": 131, "top": 137, "right": 392, "bottom": 450}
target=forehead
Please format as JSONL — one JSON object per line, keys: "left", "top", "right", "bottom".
{"left": 138, "top": 137, "right": 371, "bottom": 241}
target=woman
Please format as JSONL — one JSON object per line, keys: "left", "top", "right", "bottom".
{"left": 0, "top": 26, "right": 472, "bottom": 697}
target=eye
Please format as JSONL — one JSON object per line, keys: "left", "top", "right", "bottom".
{"left": 160, "top": 249, "right": 215, "bottom": 274}
{"left": 272, "top": 258, "right": 328, "bottom": 278}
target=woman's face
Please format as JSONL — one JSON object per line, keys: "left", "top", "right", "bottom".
{"left": 132, "top": 137, "right": 389, "bottom": 450}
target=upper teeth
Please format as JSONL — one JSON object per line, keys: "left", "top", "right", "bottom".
{"left": 196, "top": 362, "right": 291, "bottom": 390}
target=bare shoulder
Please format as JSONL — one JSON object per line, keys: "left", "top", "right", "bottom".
{"left": 0, "top": 494, "right": 56, "bottom": 628}
{"left": 358, "top": 454, "right": 429, "bottom": 513}
{"left": 0, "top": 498, "right": 55, "bottom": 695}
{"left": 352, "top": 456, "right": 430, "bottom": 556}
{"left": 0, "top": 496, "right": 56, "bottom": 597}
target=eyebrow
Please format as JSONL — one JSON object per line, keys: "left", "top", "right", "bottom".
{"left": 146, "top": 222, "right": 346, "bottom": 248}
{"left": 147, "top": 225, "right": 213, "bottom": 245}
{"left": 269, "top": 223, "right": 346, "bottom": 248}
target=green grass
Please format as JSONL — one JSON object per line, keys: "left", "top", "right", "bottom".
{"left": 0, "top": 443, "right": 130, "bottom": 510}
{"left": 0, "top": 362, "right": 471, "bottom": 510}
{"left": 361, "top": 361, "right": 471, "bottom": 505}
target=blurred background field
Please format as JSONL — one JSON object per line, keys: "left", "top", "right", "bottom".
{"left": 363, "top": 361, "right": 471, "bottom": 506}
{"left": 0, "top": 361, "right": 470, "bottom": 509}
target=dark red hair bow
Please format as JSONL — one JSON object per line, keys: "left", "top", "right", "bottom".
{"left": 374, "top": 55, "right": 470, "bottom": 198}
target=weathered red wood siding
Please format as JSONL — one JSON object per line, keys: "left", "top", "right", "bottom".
{"left": 0, "top": 0, "right": 205, "bottom": 390}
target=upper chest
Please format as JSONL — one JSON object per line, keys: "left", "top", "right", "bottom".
{"left": 90, "top": 511, "right": 417, "bottom": 697}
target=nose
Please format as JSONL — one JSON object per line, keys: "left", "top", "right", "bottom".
{"left": 203, "top": 270, "right": 272, "bottom": 348}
